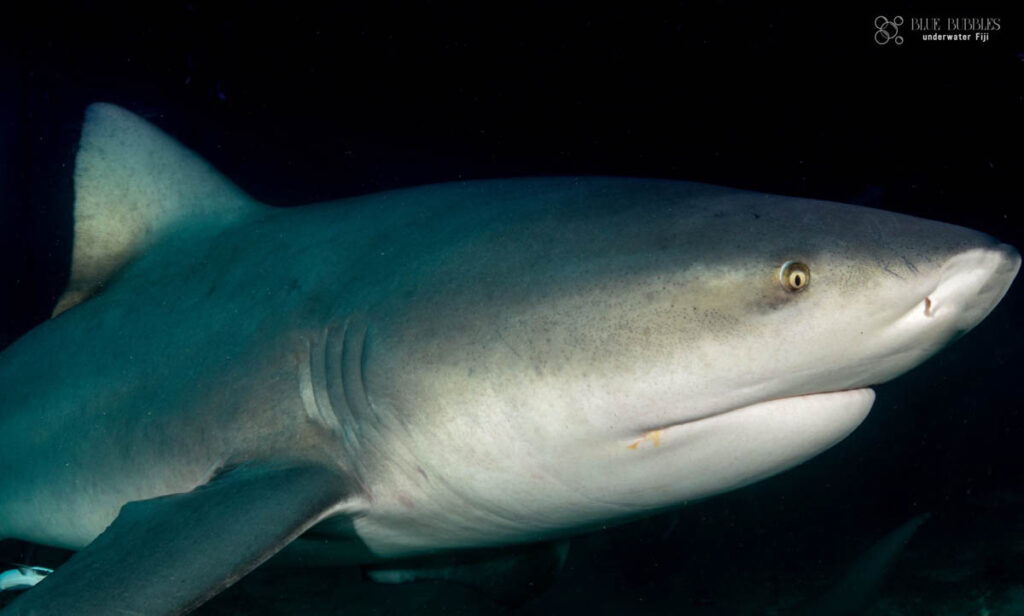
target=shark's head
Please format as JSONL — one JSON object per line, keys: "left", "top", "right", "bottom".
{"left": 364, "top": 179, "right": 1019, "bottom": 547}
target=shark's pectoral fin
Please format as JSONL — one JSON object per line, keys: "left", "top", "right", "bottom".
{"left": 4, "top": 462, "right": 357, "bottom": 616}
{"left": 366, "top": 539, "right": 570, "bottom": 606}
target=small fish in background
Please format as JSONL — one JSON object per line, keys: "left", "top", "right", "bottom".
{"left": 0, "top": 103, "right": 1018, "bottom": 615}
{"left": 0, "top": 567, "right": 51, "bottom": 592}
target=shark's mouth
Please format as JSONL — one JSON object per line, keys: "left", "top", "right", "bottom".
{"left": 627, "top": 388, "right": 876, "bottom": 451}
{"left": 747, "top": 387, "right": 876, "bottom": 411}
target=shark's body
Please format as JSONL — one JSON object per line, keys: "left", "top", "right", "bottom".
{"left": 0, "top": 104, "right": 1018, "bottom": 614}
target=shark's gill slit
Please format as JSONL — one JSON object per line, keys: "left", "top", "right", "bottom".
{"left": 297, "top": 338, "right": 319, "bottom": 424}
{"left": 330, "top": 317, "right": 365, "bottom": 455}
{"left": 358, "top": 323, "right": 377, "bottom": 418}
{"left": 311, "top": 326, "right": 342, "bottom": 434}
{"left": 300, "top": 335, "right": 342, "bottom": 434}
{"left": 326, "top": 320, "right": 354, "bottom": 430}
{"left": 342, "top": 316, "right": 373, "bottom": 422}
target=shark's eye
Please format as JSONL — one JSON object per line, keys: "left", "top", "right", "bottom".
{"left": 780, "top": 261, "right": 810, "bottom": 292}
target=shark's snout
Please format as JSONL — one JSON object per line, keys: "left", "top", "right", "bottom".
{"left": 928, "top": 242, "right": 1020, "bottom": 332}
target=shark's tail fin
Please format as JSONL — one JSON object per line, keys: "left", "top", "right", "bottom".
{"left": 52, "top": 103, "right": 266, "bottom": 317}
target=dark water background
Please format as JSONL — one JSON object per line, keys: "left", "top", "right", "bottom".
{"left": 0, "top": 3, "right": 1021, "bottom": 614}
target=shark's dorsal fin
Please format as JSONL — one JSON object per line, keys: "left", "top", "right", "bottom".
{"left": 53, "top": 103, "right": 264, "bottom": 317}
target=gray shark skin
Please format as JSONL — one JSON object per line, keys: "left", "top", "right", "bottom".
{"left": 0, "top": 103, "right": 1018, "bottom": 614}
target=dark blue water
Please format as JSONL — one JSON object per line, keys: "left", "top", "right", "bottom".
{"left": 0, "top": 4, "right": 1020, "bottom": 614}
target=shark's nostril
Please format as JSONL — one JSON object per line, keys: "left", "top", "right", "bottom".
{"left": 924, "top": 297, "right": 933, "bottom": 317}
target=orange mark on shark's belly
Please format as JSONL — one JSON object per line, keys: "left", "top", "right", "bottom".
{"left": 627, "top": 429, "right": 665, "bottom": 450}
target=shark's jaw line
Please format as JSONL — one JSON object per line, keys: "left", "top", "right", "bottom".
{"left": 633, "top": 387, "right": 876, "bottom": 445}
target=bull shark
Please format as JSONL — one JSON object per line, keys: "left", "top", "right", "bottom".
{"left": 0, "top": 103, "right": 1018, "bottom": 614}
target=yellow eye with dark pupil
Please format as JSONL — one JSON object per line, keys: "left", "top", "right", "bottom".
{"left": 780, "top": 261, "right": 810, "bottom": 292}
